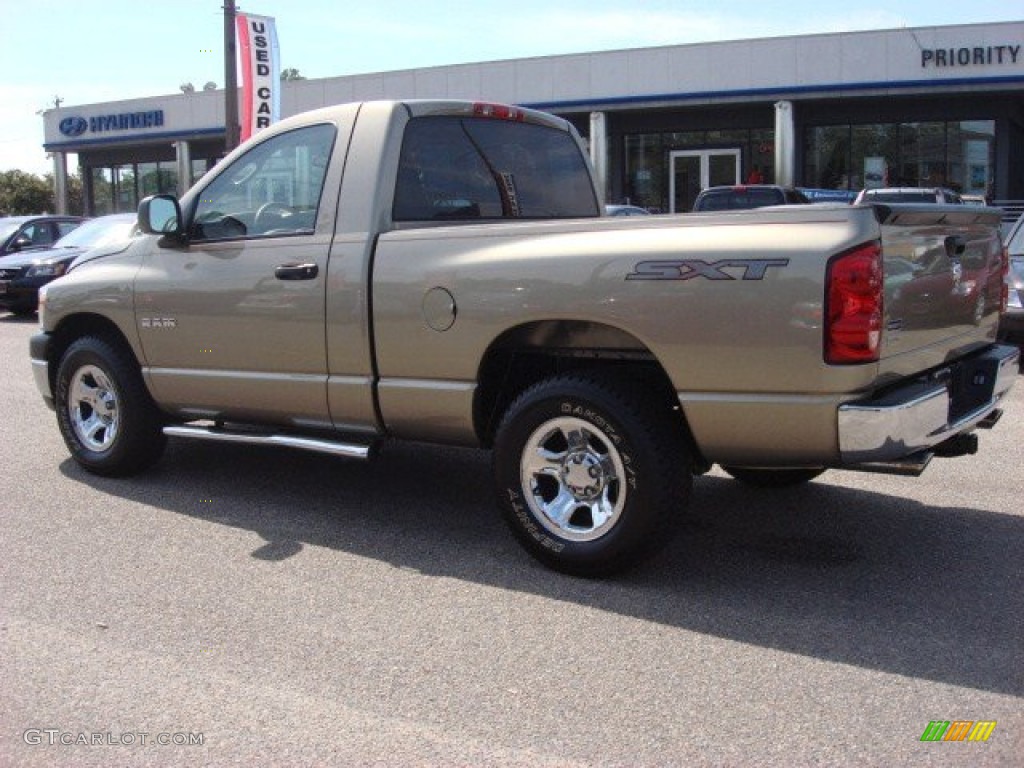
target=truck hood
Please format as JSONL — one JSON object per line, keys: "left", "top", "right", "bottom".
{"left": 66, "top": 240, "right": 136, "bottom": 272}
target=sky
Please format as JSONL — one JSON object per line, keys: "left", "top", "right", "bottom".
{"left": 0, "top": 0, "right": 1017, "bottom": 175}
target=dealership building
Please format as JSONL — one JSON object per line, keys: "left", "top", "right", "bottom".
{"left": 42, "top": 20, "right": 1024, "bottom": 215}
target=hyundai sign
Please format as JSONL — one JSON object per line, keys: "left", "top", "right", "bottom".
{"left": 58, "top": 116, "right": 88, "bottom": 137}
{"left": 57, "top": 110, "right": 165, "bottom": 138}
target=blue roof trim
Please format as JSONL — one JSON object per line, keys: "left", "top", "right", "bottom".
{"left": 44, "top": 127, "right": 224, "bottom": 152}
{"left": 524, "top": 74, "right": 1024, "bottom": 111}
{"left": 42, "top": 73, "right": 1024, "bottom": 150}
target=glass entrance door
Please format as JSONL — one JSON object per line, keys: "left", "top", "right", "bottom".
{"left": 669, "top": 149, "right": 741, "bottom": 212}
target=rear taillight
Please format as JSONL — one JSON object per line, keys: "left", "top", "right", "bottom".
{"left": 825, "top": 241, "right": 883, "bottom": 364}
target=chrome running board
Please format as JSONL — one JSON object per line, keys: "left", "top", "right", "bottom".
{"left": 163, "top": 425, "right": 372, "bottom": 460}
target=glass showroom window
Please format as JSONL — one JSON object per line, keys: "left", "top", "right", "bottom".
{"left": 138, "top": 162, "right": 178, "bottom": 199}
{"left": 850, "top": 124, "right": 900, "bottom": 190}
{"left": 949, "top": 121, "right": 995, "bottom": 197}
{"left": 624, "top": 134, "right": 664, "bottom": 211}
{"left": 897, "top": 123, "right": 945, "bottom": 188}
{"left": 191, "top": 158, "right": 216, "bottom": 188}
{"left": 90, "top": 168, "right": 114, "bottom": 215}
{"left": 804, "top": 126, "right": 851, "bottom": 190}
{"left": 747, "top": 129, "right": 775, "bottom": 183}
{"left": 112, "top": 165, "right": 136, "bottom": 212}
{"left": 806, "top": 120, "right": 996, "bottom": 194}
{"left": 624, "top": 128, "right": 773, "bottom": 212}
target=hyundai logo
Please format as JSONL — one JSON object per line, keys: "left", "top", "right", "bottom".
{"left": 59, "top": 116, "right": 88, "bottom": 137}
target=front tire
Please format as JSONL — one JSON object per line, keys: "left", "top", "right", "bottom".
{"left": 55, "top": 336, "right": 166, "bottom": 476}
{"left": 493, "top": 373, "right": 690, "bottom": 577}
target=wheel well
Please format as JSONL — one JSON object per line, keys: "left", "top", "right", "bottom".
{"left": 474, "top": 320, "right": 705, "bottom": 467}
{"left": 45, "top": 314, "right": 140, "bottom": 393}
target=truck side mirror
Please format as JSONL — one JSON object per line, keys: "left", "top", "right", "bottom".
{"left": 138, "top": 194, "right": 184, "bottom": 238}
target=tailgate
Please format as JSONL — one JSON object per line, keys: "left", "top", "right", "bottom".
{"left": 876, "top": 203, "right": 1005, "bottom": 377}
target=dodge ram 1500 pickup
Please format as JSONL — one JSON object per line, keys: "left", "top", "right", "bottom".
{"left": 29, "top": 100, "right": 1018, "bottom": 575}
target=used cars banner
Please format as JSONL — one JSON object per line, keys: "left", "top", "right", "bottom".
{"left": 236, "top": 13, "right": 281, "bottom": 142}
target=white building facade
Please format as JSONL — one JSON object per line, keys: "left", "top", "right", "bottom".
{"left": 42, "top": 21, "right": 1024, "bottom": 214}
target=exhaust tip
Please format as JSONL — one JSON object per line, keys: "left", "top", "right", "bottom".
{"left": 933, "top": 432, "right": 979, "bottom": 458}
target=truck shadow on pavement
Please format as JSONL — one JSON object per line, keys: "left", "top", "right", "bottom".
{"left": 60, "top": 437, "right": 1022, "bottom": 698}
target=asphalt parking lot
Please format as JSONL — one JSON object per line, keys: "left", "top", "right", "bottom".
{"left": 1, "top": 313, "right": 1021, "bottom": 767}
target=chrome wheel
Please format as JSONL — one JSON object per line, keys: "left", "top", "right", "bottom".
{"left": 520, "top": 416, "right": 626, "bottom": 542}
{"left": 67, "top": 364, "right": 120, "bottom": 453}
{"left": 495, "top": 374, "right": 690, "bottom": 576}
{"left": 55, "top": 336, "right": 166, "bottom": 476}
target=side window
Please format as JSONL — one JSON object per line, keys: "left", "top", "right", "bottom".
{"left": 23, "top": 223, "right": 55, "bottom": 246}
{"left": 393, "top": 116, "right": 599, "bottom": 222}
{"left": 56, "top": 221, "right": 83, "bottom": 239}
{"left": 191, "top": 123, "right": 336, "bottom": 241}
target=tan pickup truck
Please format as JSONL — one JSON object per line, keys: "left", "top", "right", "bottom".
{"left": 29, "top": 100, "right": 1018, "bottom": 576}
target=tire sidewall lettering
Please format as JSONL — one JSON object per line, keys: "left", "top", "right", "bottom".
{"left": 557, "top": 400, "right": 637, "bottom": 488}
{"left": 505, "top": 486, "right": 565, "bottom": 552}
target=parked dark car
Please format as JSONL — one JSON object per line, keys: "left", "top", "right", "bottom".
{"left": 0, "top": 215, "right": 87, "bottom": 258}
{"left": 692, "top": 185, "right": 809, "bottom": 212}
{"left": 854, "top": 187, "right": 964, "bottom": 205}
{"left": 0, "top": 214, "right": 137, "bottom": 315}
{"left": 1001, "top": 213, "right": 1024, "bottom": 340}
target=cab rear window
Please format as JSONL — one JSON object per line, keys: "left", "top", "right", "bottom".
{"left": 393, "top": 116, "right": 599, "bottom": 221}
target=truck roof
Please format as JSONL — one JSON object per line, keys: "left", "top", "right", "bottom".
{"left": 265, "top": 99, "right": 572, "bottom": 135}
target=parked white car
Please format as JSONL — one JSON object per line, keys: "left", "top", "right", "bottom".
{"left": 854, "top": 187, "right": 964, "bottom": 205}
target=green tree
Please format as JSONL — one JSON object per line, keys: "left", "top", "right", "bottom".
{"left": 41, "top": 171, "right": 86, "bottom": 216}
{"left": 0, "top": 170, "right": 52, "bottom": 214}
{"left": 280, "top": 68, "right": 305, "bottom": 81}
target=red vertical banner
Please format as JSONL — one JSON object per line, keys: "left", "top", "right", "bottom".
{"left": 235, "top": 13, "right": 281, "bottom": 143}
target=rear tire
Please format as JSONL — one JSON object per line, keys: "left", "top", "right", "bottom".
{"left": 722, "top": 466, "right": 825, "bottom": 488}
{"left": 55, "top": 336, "right": 166, "bottom": 476}
{"left": 493, "top": 373, "right": 690, "bottom": 577}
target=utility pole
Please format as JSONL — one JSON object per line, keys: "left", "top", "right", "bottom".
{"left": 223, "top": 0, "right": 240, "bottom": 152}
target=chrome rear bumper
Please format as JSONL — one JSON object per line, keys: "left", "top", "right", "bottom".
{"left": 838, "top": 344, "right": 1018, "bottom": 464}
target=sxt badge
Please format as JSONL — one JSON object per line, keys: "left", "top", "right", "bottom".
{"left": 626, "top": 258, "right": 789, "bottom": 281}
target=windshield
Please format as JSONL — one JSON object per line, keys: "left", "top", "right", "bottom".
{"left": 55, "top": 217, "right": 136, "bottom": 249}
{"left": 0, "top": 221, "right": 24, "bottom": 240}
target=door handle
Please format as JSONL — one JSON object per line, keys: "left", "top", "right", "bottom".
{"left": 274, "top": 263, "right": 319, "bottom": 280}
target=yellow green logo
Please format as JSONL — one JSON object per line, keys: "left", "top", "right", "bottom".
{"left": 920, "top": 721, "right": 997, "bottom": 742}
